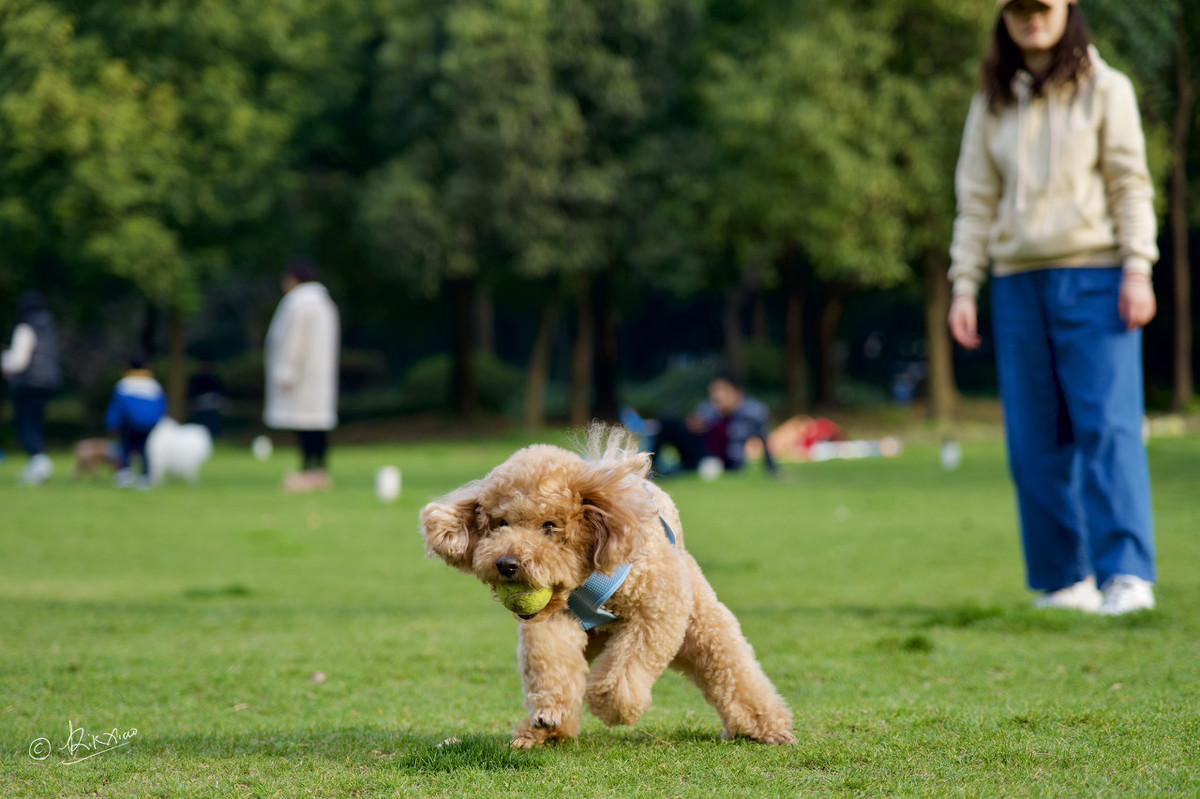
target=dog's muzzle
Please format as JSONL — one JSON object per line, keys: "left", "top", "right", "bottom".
{"left": 495, "top": 555, "right": 520, "bottom": 579}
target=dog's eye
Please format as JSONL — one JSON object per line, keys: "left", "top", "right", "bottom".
{"left": 496, "top": 519, "right": 508, "bottom": 529}
{"left": 542, "top": 521, "right": 557, "bottom": 534}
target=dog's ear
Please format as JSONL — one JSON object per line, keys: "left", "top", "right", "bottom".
{"left": 419, "top": 483, "right": 483, "bottom": 573}
{"left": 578, "top": 461, "right": 653, "bottom": 575}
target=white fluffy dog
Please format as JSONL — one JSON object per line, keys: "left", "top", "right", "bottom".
{"left": 146, "top": 418, "right": 213, "bottom": 485}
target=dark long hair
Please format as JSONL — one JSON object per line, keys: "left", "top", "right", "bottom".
{"left": 982, "top": 3, "right": 1092, "bottom": 111}
{"left": 285, "top": 256, "right": 321, "bottom": 284}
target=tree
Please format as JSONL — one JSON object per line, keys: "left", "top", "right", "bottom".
{"left": 1, "top": 0, "right": 374, "bottom": 418}
{"left": 363, "top": 0, "right": 586, "bottom": 418}
{"left": 1087, "top": 0, "right": 1197, "bottom": 411}
{"left": 878, "top": 0, "right": 993, "bottom": 425}
{"left": 364, "top": 0, "right": 703, "bottom": 424}
{"left": 698, "top": 1, "right": 911, "bottom": 413}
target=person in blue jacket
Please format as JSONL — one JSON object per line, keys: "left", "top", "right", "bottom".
{"left": 105, "top": 356, "right": 167, "bottom": 486}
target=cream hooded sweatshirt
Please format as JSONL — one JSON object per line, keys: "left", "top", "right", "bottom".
{"left": 948, "top": 47, "right": 1158, "bottom": 298}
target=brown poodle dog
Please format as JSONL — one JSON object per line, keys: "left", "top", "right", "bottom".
{"left": 419, "top": 425, "right": 796, "bottom": 747}
{"left": 71, "top": 438, "right": 118, "bottom": 480}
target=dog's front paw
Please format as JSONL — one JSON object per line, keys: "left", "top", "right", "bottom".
{"left": 511, "top": 716, "right": 578, "bottom": 748}
{"left": 510, "top": 727, "right": 544, "bottom": 749}
{"left": 531, "top": 708, "right": 564, "bottom": 729}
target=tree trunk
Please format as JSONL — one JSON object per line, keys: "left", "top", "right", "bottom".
{"left": 449, "top": 277, "right": 476, "bottom": 418}
{"left": 166, "top": 308, "right": 187, "bottom": 422}
{"left": 814, "top": 284, "right": 848, "bottom": 407}
{"left": 140, "top": 302, "right": 159, "bottom": 358}
{"left": 779, "top": 248, "right": 808, "bottom": 415}
{"left": 923, "top": 249, "right": 958, "bottom": 424}
{"left": 523, "top": 290, "right": 560, "bottom": 429}
{"left": 593, "top": 269, "right": 620, "bottom": 421}
{"left": 474, "top": 288, "right": 495, "bottom": 357}
{"left": 751, "top": 291, "right": 770, "bottom": 344}
{"left": 569, "top": 279, "right": 595, "bottom": 427}
{"left": 1170, "top": 25, "right": 1194, "bottom": 412}
{"left": 722, "top": 281, "right": 748, "bottom": 380}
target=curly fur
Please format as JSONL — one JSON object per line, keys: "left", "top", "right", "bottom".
{"left": 419, "top": 424, "right": 796, "bottom": 747}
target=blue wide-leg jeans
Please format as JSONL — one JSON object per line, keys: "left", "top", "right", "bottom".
{"left": 991, "top": 267, "right": 1156, "bottom": 591}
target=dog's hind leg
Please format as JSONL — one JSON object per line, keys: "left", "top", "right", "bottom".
{"left": 512, "top": 611, "right": 588, "bottom": 748}
{"left": 670, "top": 558, "right": 796, "bottom": 744}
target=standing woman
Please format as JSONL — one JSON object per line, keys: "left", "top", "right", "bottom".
{"left": 948, "top": 0, "right": 1159, "bottom": 615}
{"left": 264, "top": 259, "right": 340, "bottom": 493}
{"left": 2, "top": 291, "right": 61, "bottom": 485}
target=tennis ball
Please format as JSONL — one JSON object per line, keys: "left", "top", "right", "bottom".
{"left": 495, "top": 582, "right": 553, "bottom": 617}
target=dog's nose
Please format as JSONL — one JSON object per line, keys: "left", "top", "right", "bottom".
{"left": 496, "top": 555, "right": 520, "bottom": 578}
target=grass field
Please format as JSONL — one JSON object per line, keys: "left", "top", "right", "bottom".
{"left": 2, "top": 426, "right": 1198, "bottom": 797}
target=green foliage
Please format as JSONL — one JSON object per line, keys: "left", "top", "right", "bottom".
{"left": 399, "top": 351, "right": 523, "bottom": 413}
{"left": 3, "top": 0, "right": 1198, "bottom": 414}
{"left": 743, "top": 340, "right": 785, "bottom": 389}
{"left": 0, "top": 0, "right": 375, "bottom": 310}
{"left": 362, "top": 0, "right": 585, "bottom": 293}
{"left": 696, "top": 0, "right": 996, "bottom": 289}
{"left": 1085, "top": 0, "right": 1199, "bottom": 220}
{"left": 700, "top": 4, "right": 905, "bottom": 286}
{"left": 361, "top": 0, "right": 704, "bottom": 296}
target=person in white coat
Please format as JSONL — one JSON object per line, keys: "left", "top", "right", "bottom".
{"left": 264, "top": 259, "right": 340, "bottom": 492}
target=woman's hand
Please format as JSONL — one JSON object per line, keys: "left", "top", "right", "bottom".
{"left": 948, "top": 294, "right": 982, "bottom": 350}
{"left": 1118, "top": 273, "right": 1156, "bottom": 330}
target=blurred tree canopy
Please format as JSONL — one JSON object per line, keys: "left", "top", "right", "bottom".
{"left": 0, "top": 0, "right": 1194, "bottom": 422}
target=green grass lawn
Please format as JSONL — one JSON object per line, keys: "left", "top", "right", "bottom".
{"left": 2, "top": 427, "right": 1198, "bottom": 797}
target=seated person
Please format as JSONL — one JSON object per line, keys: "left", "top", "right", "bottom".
{"left": 104, "top": 356, "right": 167, "bottom": 486}
{"left": 637, "top": 374, "right": 778, "bottom": 477}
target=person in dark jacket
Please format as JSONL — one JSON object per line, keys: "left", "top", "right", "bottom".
{"left": 644, "top": 374, "right": 779, "bottom": 477}
{"left": 2, "top": 291, "right": 61, "bottom": 485}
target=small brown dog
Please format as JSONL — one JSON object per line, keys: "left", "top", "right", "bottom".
{"left": 419, "top": 425, "right": 796, "bottom": 747}
{"left": 72, "top": 438, "right": 118, "bottom": 480}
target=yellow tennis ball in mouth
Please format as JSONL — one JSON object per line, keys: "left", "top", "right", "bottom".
{"left": 495, "top": 582, "right": 553, "bottom": 617}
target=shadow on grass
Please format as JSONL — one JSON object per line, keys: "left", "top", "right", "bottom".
{"left": 132, "top": 727, "right": 547, "bottom": 774}
{"left": 774, "top": 602, "right": 1169, "bottom": 634}
{"left": 181, "top": 584, "right": 254, "bottom": 600}
{"left": 133, "top": 726, "right": 423, "bottom": 760}
{"left": 914, "top": 603, "right": 1168, "bottom": 632}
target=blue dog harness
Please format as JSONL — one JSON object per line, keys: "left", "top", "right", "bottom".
{"left": 567, "top": 512, "right": 677, "bottom": 631}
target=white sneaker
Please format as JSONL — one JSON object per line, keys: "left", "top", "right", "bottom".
{"left": 1034, "top": 576, "right": 1102, "bottom": 613}
{"left": 17, "top": 453, "right": 53, "bottom": 485}
{"left": 1098, "top": 575, "right": 1155, "bottom": 615}
{"left": 113, "top": 468, "right": 137, "bottom": 488}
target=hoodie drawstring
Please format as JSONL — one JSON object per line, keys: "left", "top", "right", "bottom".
{"left": 1043, "top": 92, "right": 1058, "bottom": 236}
{"left": 1015, "top": 89, "right": 1028, "bottom": 215}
